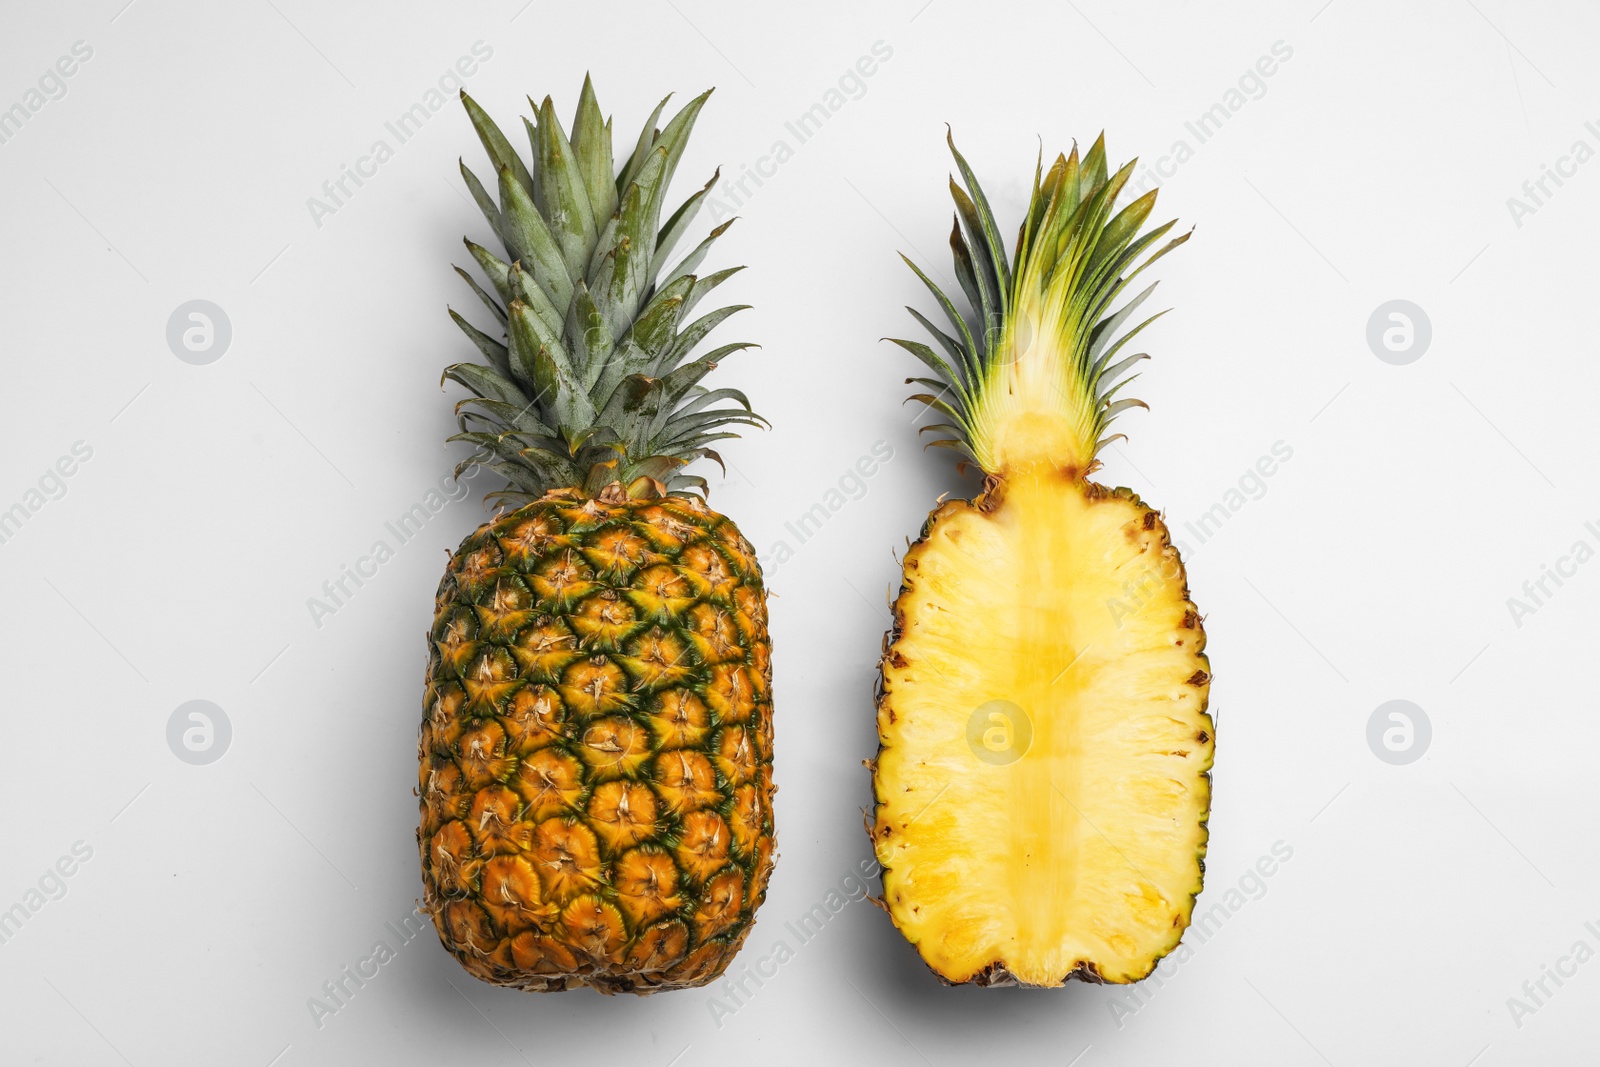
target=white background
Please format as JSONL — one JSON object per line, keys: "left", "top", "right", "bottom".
{"left": 1, "top": 1, "right": 1596, "bottom": 1064}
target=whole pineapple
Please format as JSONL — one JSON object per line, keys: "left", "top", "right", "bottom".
{"left": 870, "top": 134, "right": 1213, "bottom": 987}
{"left": 419, "top": 79, "right": 775, "bottom": 994}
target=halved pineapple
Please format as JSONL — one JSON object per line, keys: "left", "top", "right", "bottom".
{"left": 870, "top": 134, "right": 1213, "bottom": 986}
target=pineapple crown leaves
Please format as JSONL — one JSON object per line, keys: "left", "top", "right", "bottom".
{"left": 443, "top": 76, "right": 764, "bottom": 508}
{"left": 890, "top": 129, "right": 1190, "bottom": 476}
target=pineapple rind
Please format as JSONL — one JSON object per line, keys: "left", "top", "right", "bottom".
{"left": 420, "top": 490, "right": 775, "bottom": 994}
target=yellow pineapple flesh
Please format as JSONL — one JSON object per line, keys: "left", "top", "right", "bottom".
{"left": 876, "top": 473, "right": 1208, "bottom": 984}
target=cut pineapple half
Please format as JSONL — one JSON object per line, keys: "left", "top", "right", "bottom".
{"left": 872, "top": 132, "right": 1212, "bottom": 986}
{"left": 875, "top": 472, "right": 1211, "bottom": 985}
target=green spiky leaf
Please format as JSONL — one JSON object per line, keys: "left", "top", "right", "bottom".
{"left": 892, "top": 130, "right": 1186, "bottom": 475}
{"left": 443, "top": 80, "right": 764, "bottom": 503}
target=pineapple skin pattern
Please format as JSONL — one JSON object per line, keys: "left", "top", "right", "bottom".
{"left": 420, "top": 490, "right": 774, "bottom": 993}
{"left": 870, "top": 134, "right": 1214, "bottom": 987}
